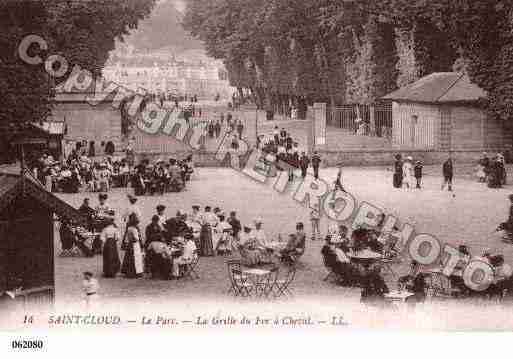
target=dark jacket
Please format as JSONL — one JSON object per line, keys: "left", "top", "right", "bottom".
{"left": 311, "top": 154, "right": 321, "bottom": 168}
{"left": 442, "top": 160, "right": 453, "bottom": 178}
{"left": 414, "top": 164, "right": 423, "bottom": 178}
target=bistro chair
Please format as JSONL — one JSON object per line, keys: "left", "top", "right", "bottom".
{"left": 230, "top": 268, "right": 254, "bottom": 297}
{"left": 258, "top": 266, "right": 280, "bottom": 298}
{"left": 180, "top": 250, "right": 200, "bottom": 280}
{"left": 425, "top": 271, "right": 461, "bottom": 299}
{"left": 271, "top": 265, "right": 296, "bottom": 298}
{"left": 226, "top": 260, "right": 248, "bottom": 295}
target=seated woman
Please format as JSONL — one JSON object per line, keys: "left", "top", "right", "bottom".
{"left": 238, "top": 225, "right": 269, "bottom": 267}
{"left": 280, "top": 224, "right": 306, "bottom": 264}
{"left": 351, "top": 227, "right": 371, "bottom": 251}
{"left": 360, "top": 265, "right": 390, "bottom": 308}
{"left": 321, "top": 235, "right": 361, "bottom": 287}
{"left": 172, "top": 233, "right": 198, "bottom": 278}
{"left": 448, "top": 245, "right": 472, "bottom": 296}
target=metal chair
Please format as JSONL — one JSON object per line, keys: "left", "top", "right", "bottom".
{"left": 425, "top": 271, "right": 461, "bottom": 299}
{"left": 271, "top": 265, "right": 296, "bottom": 298}
{"left": 180, "top": 250, "right": 200, "bottom": 280}
{"left": 226, "top": 260, "right": 248, "bottom": 295}
{"left": 259, "top": 266, "right": 280, "bottom": 298}
{"left": 230, "top": 268, "right": 254, "bottom": 297}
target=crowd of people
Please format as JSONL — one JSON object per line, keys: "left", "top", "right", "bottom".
{"left": 257, "top": 126, "right": 323, "bottom": 181}
{"left": 206, "top": 113, "right": 245, "bottom": 140}
{"left": 322, "top": 217, "right": 513, "bottom": 307}
{"left": 31, "top": 151, "right": 194, "bottom": 195}
{"left": 62, "top": 193, "right": 307, "bottom": 282}
{"left": 476, "top": 152, "right": 507, "bottom": 188}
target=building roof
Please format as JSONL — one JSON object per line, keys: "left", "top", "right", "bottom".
{"left": 31, "top": 121, "right": 66, "bottom": 135}
{"left": 382, "top": 72, "right": 487, "bottom": 103}
{"left": 0, "top": 171, "right": 87, "bottom": 225}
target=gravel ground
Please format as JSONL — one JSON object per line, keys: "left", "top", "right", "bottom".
{"left": 52, "top": 166, "right": 513, "bottom": 330}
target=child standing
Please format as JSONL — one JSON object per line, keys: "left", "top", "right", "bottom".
{"left": 414, "top": 160, "right": 423, "bottom": 189}
{"left": 310, "top": 206, "right": 321, "bottom": 241}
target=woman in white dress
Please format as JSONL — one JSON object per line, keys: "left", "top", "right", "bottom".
{"left": 402, "top": 156, "right": 414, "bottom": 189}
{"left": 121, "top": 213, "right": 144, "bottom": 278}
{"left": 215, "top": 213, "right": 233, "bottom": 255}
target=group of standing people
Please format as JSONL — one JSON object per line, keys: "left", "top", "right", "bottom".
{"left": 393, "top": 154, "right": 424, "bottom": 190}
{"left": 476, "top": 152, "right": 507, "bottom": 188}
{"left": 207, "top": 113, "right": 244, "bottom": 140}
{"left": 393, "top": 154, "right": 454, "bottom": 191}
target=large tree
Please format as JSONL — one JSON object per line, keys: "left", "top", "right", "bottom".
{"left": 0, "top": 0, "right": 156, "bottom": 128}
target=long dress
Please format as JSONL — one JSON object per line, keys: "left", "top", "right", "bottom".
{"left": 402, "top": 162, "right": 414, "bottom": 188}
{"left": 238, "top": 232, "right": 261, "bottom": 267}
{"left": 101, "top": 225, "right": 121, "bottom": 278}
{"left": 199, "top": 223, "right": 215, "bottom": 257}
{"left": 121, "top": 226, "right": 144, "bottom": 278}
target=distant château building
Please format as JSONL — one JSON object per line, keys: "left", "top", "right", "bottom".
{"left": 102, "top": 49, "right": 234, "bottom": 98}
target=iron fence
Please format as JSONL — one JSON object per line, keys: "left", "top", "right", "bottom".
{"left": 327, "top": 103, "right": 393, "bottom": 139}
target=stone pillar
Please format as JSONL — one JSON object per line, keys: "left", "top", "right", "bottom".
{"left": 313, "top": 102, "right": 327, "bottom": 150}
{"left": 239, "top": 104, "right": 258, "bottom": 147}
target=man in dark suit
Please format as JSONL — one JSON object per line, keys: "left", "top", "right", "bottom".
{"left": 311, "top": 151, "right": 322, "bottom": 179}
{"left": 299, "top": 152, "right": 310, "bottom": 178}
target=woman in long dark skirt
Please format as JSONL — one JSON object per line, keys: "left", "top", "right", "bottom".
{"left": 121, "top": 213, "right": 144, "bottom": 278}
{"left": 199, "top": 223, "right": 215, "bottom": 256}
{"left": 101, "top": 218, "right": 121, "bottom": 278}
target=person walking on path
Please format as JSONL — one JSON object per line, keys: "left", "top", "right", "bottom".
{"left": 299, "top": 152, "right": 310, "bottom": 178}
{"left": 236, "top": 120, "right": 244, "bottom": 139}
{"left": 311, "top": 151, "right": 321, "bottom": 180}
{"left": 414, "top": 161, "right": 423, "bottom": 189}
{"left": 442, "top": 157, "right": 454, "bottom": 191}
{"left": 310, "top": 206, "right": 321, "bottom": 241}
{"left": 393, "top": 154, "right": 403, "bottom": 188}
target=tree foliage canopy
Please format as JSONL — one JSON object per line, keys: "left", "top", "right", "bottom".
{"left": 0, "top": 0, "right": 156, "bottom": 127}
{"left": 183, "top": 0, "right": 513, "bottom": 121}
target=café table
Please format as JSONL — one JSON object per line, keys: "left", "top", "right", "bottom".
{"left": 384, "top": 290, "right": 415, "bottom": 303}
{"left": 242, "top": 268, "right": 272, "bottom": 297}
{"left": 266, "top": 241, "right": 287, "bottom": 252}
{"left": 348, "top": 249, "right": 383, "bottom": 261}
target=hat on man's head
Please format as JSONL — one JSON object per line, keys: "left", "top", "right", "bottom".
{"left": 192, "top": 205, "right": 200, "bottom": 210}
{"left": 99, "top": 193, "right": 108, "bottom": 200}
{"left": 156, "top": 204, "right": 166, "bottom": 211}
{"left": 127, "top": 193, "right": 137, "bottom": 201}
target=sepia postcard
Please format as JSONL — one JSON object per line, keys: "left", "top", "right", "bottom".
{"left": 2, "top": 1, "right": 513, "bottom": 352}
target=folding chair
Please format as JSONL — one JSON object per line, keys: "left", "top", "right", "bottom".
{"left": 272, "top": 266, "right": 296, "bottom": 298}
{"left": 180, "top": 251, "right": 200, "bottom": 280}
{"left": 226, "top": 260, "right": 247, "bottom": 295}
{"left": 230, "top": 268, "right": 254, "bottom": 297}
{"left": 425, "top": 272, "right": 460, "bottom": 299}
{"left": 261, "top": 266, "right": 279, "bottom": 298}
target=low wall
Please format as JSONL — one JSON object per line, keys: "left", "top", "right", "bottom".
{"left": 316, "top": 149, "right": 506, "bottom": 167}
{"left": 131, "top": 148, "right": 506, "bottom": 167}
